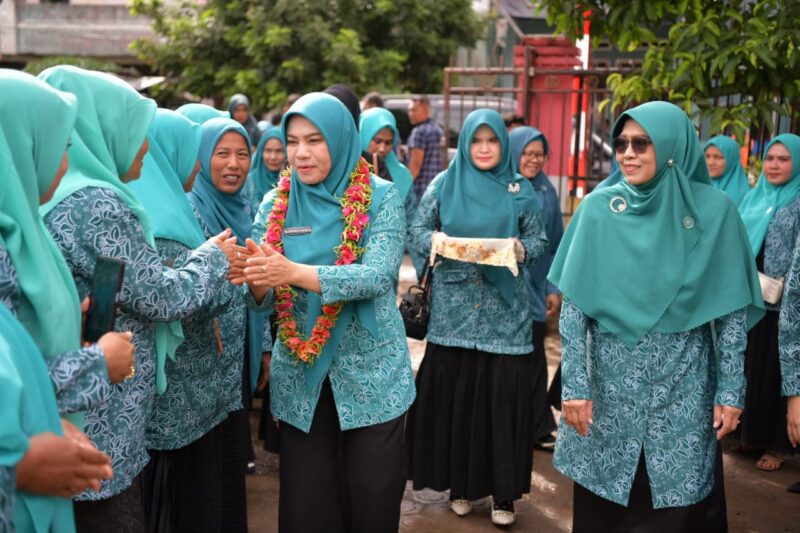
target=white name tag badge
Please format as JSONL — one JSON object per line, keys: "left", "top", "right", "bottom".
{"left": 284, "top": 226, "right": 312, "bottom": 236}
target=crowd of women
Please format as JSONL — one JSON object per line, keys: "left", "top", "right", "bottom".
{"left": 1, "top": 62, "right": 799, "bottom": 533}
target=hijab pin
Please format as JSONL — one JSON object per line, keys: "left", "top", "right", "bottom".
{"left": 682, "top": 216, "right": 695, "bottom": 229}
{"left": 508, "top": 182, "right": 521, "bottom": 194}
{"left": 609, "top": 195, "right": 628, "bottom": 213}
{"left": 667, "top": 159, "right": 674, "bottom": 167}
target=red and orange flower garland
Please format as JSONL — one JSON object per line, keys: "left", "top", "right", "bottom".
{"left": 264, "top": 158, "right": 373, "bottom": 365}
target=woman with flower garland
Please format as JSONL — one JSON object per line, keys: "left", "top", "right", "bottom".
{"left": 737, "top": 134, "right": 800, "bottom": 472}
{"left": 39, "top": 66, "right": 238, "bottom": 532}
{"left": 550, "top": 102, "right": 762, "bottom": 531}
{"left": 407, "top": 109, "right": 548, "bottom": 527}
{"left": 240, "top": 92, "right": 414, "bottom": 533}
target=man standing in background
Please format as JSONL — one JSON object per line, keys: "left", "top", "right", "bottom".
{"left": 406, "top": 96, "right": 444, "bottom": 201}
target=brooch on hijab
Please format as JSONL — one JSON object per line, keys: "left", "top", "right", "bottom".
{"left": 508, "top": 182, "right": 521, "bottom": 194}
{"left": 609, "top": 195, "right": 628, "bottom": 213}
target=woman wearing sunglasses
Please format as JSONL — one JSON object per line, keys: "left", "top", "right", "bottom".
{"left": 549, "top": 102, "right": 763, "bottom": 531}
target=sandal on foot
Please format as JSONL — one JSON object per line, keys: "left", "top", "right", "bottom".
{"left": 756, "top": 453, "right": 784, "bottom": 471}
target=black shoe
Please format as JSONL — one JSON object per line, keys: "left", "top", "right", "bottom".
{"left": 788, "top": 481, "right": 800, "bottom": 494}
{"left": 534, "top": 433, "right": 556, "bottom": 450}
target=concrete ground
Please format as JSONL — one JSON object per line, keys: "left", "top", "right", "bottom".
{"left": 245, "top": 257, "right": 800, "bottom": 532}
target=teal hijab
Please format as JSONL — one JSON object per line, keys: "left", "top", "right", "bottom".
{"left": 436, "top": 109, "right": 540, "bottom": 305}
{"left": 509, "top": 125, "right": 549, "bottom": 168}
{"left": 704, "top": 135, "right": 750, "bottom": 206}
{"left": 248, "top": 126, "right": 283, "bottom": 202}
{"left": 188, "top": 118, "right": 265, "bottom": 391}
{"left": 738, "top": 134, "right": 800, "bottom": 256}
{"left": 280, "top": 93, "right": 391, "bottom": 390}
{"left": 0, "top": 70, "right": 83, "bottom": 368}
{"left": 128, "top": 109, "right": 206, "bottom": 394}
{"left": 39, "top": 66, "right": 158, "bottom": 243}
{"left": 359, "top": 107, "right": 413, "bottom": 200}
{"left": 128, "top": 109, "right": 205, "bottom": 248}
{"left": 549, "top": 101, "right": 763, "bottom": 346}
{"left": 176, "top": 103, "right": 226, "bottom": 125}
{"left": 0, "top": 304, "right": 75, "bottom": 533}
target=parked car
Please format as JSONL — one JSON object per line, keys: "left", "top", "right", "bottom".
{"left": 379, "top": 94, "right": 517, "bottom": 162}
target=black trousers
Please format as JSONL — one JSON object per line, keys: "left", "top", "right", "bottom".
{"left": 74, "top": 473, "right": 145, "bottom": 533}
{"left": 531, "top": 321, "right": 557, "bottom": 440}
{"left": 278, "top": 379, "right": 407, "bottom": 533}
{"left": 572, "top": 453, "right": 707, "bottom": 533}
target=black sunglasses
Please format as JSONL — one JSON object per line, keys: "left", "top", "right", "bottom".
{"left": 613, "top": 135, "right": 652, "bottom": 155}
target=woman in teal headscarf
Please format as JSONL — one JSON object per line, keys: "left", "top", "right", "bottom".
{"left": 704, "top": 135, "right": 750, "bottom": 206}
{"left": 510, "top": 126, "right": 564, "bottom": 450}
{"left": 38, "top": 66, "right": 236, "bottom": 532}
{"left": 188, "top": 117, "right": 274, "bottom": 487}
{"left": 358, "top": 107, "right": 423, "bottom": 274}
{"left": 0, "top": 70, "right": 138, "bottom": 427}
{"left": 242, "top": 125, "right": 285, "bottom": 211}
{"left": 407, "top": 109, "right": 547, "bottom": 527}
{"left": 128, "top": 109, "right": 248, "bottom": 530}
{"left": 0, "top": 69, "right": 120, "bottom": 533}
{"left": 737, "top": 134, "right": 800, "bottom": 472}
{"left": 548, "top": 101, "right": 763, "bottom": 531}
{"left": 242, "top": 92, "right": 414, "bottom": 532}
{"left": 0, "top": 303, "right": 117, "bottom": 533}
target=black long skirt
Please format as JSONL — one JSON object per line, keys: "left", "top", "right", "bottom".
{"left": 532, "top": 321, "right": 557, "bottom": 441}
{"left": 740, "top": 309, "right": 793, "bottom": 453}
{"left": 407, "top": 342, "right": 534, "bottom": 502}
{"left": 572, "top": 453, "right": 708, "bottom": 533}
{"left": 141, "top": 412, "right": 248, "bottom": 533}
{"left": 74, "top": 473, "right": 145, "bottom": 533}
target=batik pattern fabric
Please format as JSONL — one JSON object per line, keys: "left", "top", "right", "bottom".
{"left": 43, "top": 187, "right": 228, "bottom": 500}
{"left": 0, "top": 244, "right": 110, "bottom": 415}
{"left": 250, "top": 186, "right": 415, "bottom": 433}
{"left": 554, "top": 298, "right": 747, "bottom": 508}
{"left": 779, "top": 230, "right": 800, "bottom": 397}
{"left": 522, "top": 173, "right": 564, "bottom": 322}
{"left": 408, "top": 174, "right": 548, "bottom": 354}
{"left": 145, "top": 237, "right": 241, "bottom": 451}
{"left": 762, "top": 197, "right": 800, "bottom": 311}
{"left": 0, "top": 467, "right": 13, "bottom": 532}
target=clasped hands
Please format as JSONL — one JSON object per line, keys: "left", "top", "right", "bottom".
{"left": 226, "top": 238, "right": 296, "bottom": 288}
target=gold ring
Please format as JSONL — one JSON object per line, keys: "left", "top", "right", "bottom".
{"left": 124, "top": 365, "right": 136, "bottom": 381}
{"left": 237, "top": 252, "right": 242, "bottom": 259}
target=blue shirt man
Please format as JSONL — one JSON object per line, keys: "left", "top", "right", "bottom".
{"left": 406, "top": 96, "right": 444, "bottom": 201}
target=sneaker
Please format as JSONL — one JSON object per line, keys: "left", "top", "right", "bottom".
{"left": 449, "top": 497, "right": 473, "bottom": 517}
{"left": 491, "top": 499, "right": 515, "bottom": 526}
{"left": 534, "top": 433, "right": 557, "bottom": 451}
{"left": 246, "top": 461, "right": 256, "bottom": 475}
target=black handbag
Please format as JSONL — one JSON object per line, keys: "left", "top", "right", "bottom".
{"left": 398, "top": 261, "right": 433, "bottom": 340}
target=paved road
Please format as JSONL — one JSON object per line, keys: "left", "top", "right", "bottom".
{"left": 245, "top": 257, "right": 800, "bottom": 532}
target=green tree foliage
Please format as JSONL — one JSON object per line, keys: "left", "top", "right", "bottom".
{"left": 130, "top": 0, "right": 483, "bottom": 112}
{"left": 539, "top": 0, "right": 800, "bottom": 140}
{"left": 23, "top": 56, "right": 122, "bottom": 76}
